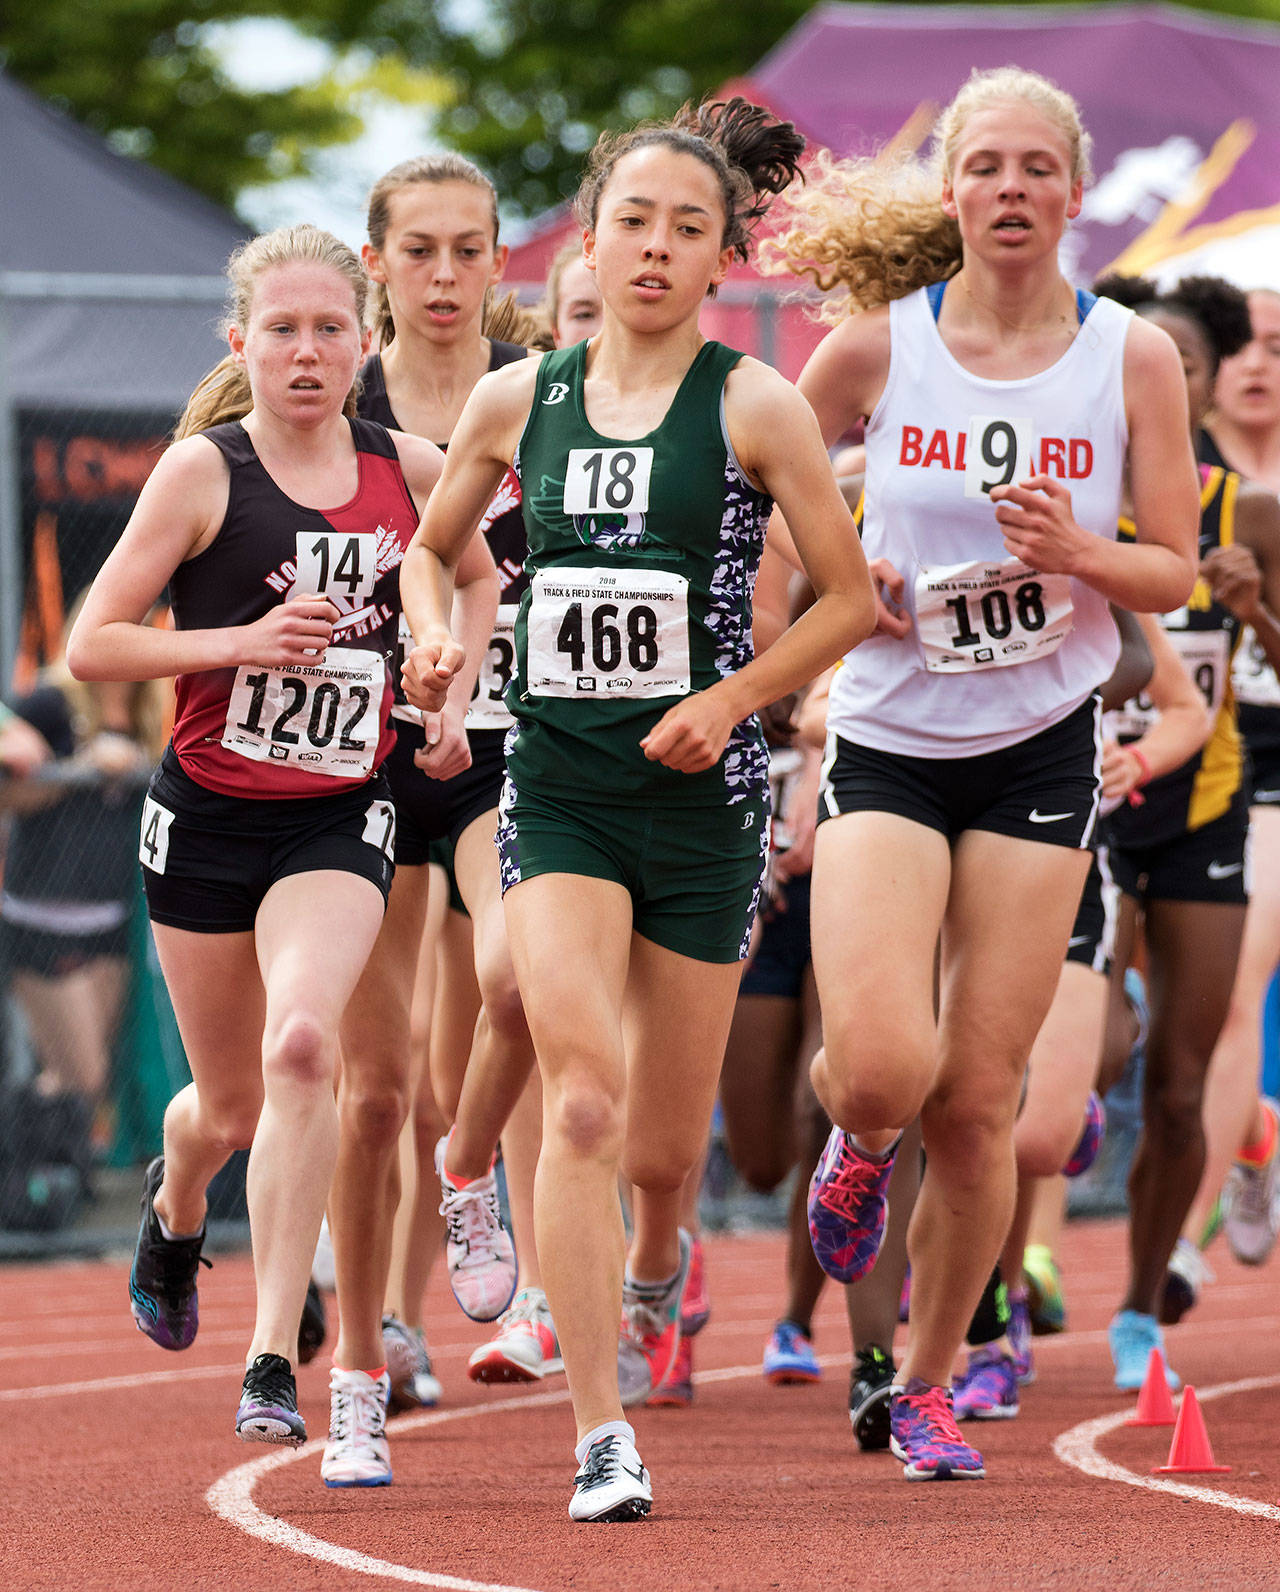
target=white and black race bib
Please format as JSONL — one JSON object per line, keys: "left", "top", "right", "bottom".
{"left": 1111, "top": 629, "right": 1230, "bottom": 740}
{"left": 526, "top": 568, "right": 690, "bottom": 698}
{"left": 466, "top": 609, "right": 517, "bottom": 730}
{"left": 293, "top": 530, "right": 376, "bottom": 603}
{"left": 915, "top": 557, "right": 1073, "bottom": 673}
{"left": 563, "top": 447, "right": 654, "bottom": 516}
{"left": 1232, "top": 625, "right": 1280, "bottom": 710}
{"left": 222, "top": 648, "right": 382, "bottom": 777}
{"left": 964, "top": 415, "right": 1036, "bottom": 499}
{"left": 139, "top": 796, "right": 174, "bottom": 874}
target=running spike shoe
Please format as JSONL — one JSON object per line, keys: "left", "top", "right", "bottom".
{"left": 848, "top": 1344, "right": 896, "bottom": 1451}
{"left": 1108, "top": 1309, "right": 1180, "bottom": 1393}
{"left": 435, "top": 1136, "right": 518, "bottom": 1322}
{"left": 890, "top": 1378, "right": 985, "bottom": 1480}
{"left": 568, "top": 1433, "right": 652, "bottom": 1522}
{"left": 381, "top": 1313, "right": 425, "bottom": 1411}
{"left": 807, "top": 1126, "right": 894, "bottom": 1284}
{"left": 680, "top": 1235, "right": 710, "bottom": 1337}
{"left": 128, "top": 1156, "right": 209, "bottom": 1351}
{"left": 236, "top": 1353, "right": 306, "bottom": 1445}
{"left": 952, "top": 1348, "right": 1020, "bottom": 1421}
{"left": 1159, "top": 1237, "right": 1213, "bottom": 1326}
{"left": 296, "top": 1278, "right": 327, "bottom": 1366}
{"left": 646, "top": 1334, "right": 694, "bottom": 1408}
{"left": 762, "top": 1320, "right": 822, "bottom": 1385}
{"left": 399, "top": 1325, "right": 444, "bottom": 1408}
{"left": 1007, "top": 1286, "right": 1035, "bottom": 1386}
{"left": 617, "top": 1228, "right": 692, "bottom": 1407}
{"left": 321, "top": 1367, "right": 391, "bottom": 1486}
{"left": 1022, "top": 1244, "right": 1065, "bottom": 1335}
{"left": 1222, "top": 1099, "right": 1280, "bottom": 1265}
{"left": 1063, "top": 1091, "right": 1106, "bottom": 1177}
{"left": 468, "top": 1287, "right": 563, "bottom": 1384}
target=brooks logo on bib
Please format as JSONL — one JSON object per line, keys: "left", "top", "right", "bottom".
{"left": 915, "top": 558, "right": 1073, "bottom": 673}
{"left": 526, "top": 568, "right": 691, "bottom": 698}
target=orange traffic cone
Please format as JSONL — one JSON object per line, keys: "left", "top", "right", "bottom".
{"left": 1125, "top": 1347, "right": 1176, "bottom": 1426}
{"left": 1152, "top": 1387, "right": 1231, "bottom": 1475}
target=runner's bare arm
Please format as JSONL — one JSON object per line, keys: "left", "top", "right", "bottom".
{"left": 66, "top": 438, "right": 339, "bottom": 681}
{"left": 1207, "top": 480, "right": 1280, "bottom": 675}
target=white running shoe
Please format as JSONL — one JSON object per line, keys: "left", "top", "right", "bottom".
{"left": 568, "top": 1433, "right": 652, "bottom": 1522}
{"left": 312, "top": 1215, "right": 336, "bottom": 1294}
{"left": 321, "top": 1368, "right": 392, "bottom": 1488}
{"left": 468, "top": 1287, "right": 563, "bottom": 1383}
{"left": 435, "top": 1136, "right": 518, "bottom": 1322}
{"left": 1223, "top": 1099, "right": 1280, "bottom": 1266}
{"left": 617, "top": 1228, "right": 692, "bottom": 1408}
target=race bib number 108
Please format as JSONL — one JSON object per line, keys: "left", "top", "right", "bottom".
{"left": 915, "top": 558, "right": 1073, "bottom": 673}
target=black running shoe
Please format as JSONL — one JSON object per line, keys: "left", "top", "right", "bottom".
{"left": 849, "top": 1343, "right": 896, "bottom": 1451}
{"left": 297, "top": 1278, "right": 328, "bottom": 1366}
{"left": 237, "top": 1353, "right": 307, "bottom": 1445}
{"left": 129, "top": 1156, "right": 209, "bottom": 1351}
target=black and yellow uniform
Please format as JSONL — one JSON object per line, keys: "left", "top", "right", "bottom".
{"left": 497, "top": 339, "right": 772, "bottom": 962}
{"left": 1104, "top": 465, "right": 1250, "bottom": 903}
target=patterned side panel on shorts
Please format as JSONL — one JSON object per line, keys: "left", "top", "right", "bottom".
{"left": 739, "top": 808, "right": 772, "bottom": 960}
{"left": 495, "top": 773, "right": 522, "bottom": 894}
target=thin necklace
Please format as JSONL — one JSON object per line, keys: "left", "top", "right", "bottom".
{"left": 956, "top": 273, "right": 1071, "bottom": 334}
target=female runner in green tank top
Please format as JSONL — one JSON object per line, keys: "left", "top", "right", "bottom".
{"left": 399, "top": 99, "right": 876, "bottom": 1521}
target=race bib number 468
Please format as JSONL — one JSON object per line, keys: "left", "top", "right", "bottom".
{"left": 526, "top": 568, "right": 690, "bottom": 698}
{"left": 915, "top": 558, "right": 1073, "bottom": 673}
{"left": 222, "top": 648, "right": 382, "bottom": 777}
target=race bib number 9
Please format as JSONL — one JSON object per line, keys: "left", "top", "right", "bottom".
{"left": 563, "top": 447, "right": 654, "bottom": 515}
{"left": 222, "top": 648, "right": 383, "bottom": 777}
{"left": 466, "top": 609, "right": 517, "bottom": 729}
{"left": 1231, "top": 625, "right": 1280, "bottom": 710}
{"left": 526, "top": 568, "right": 691, "bottom": 698}
{"left": 1112, "top": 629, "right": 1229, "bottom": 740}
{"left": 964, "top": 415, "right": 1035, "bottom": 499}
{"left": 915, "top": 558, "right": 1073, "bottom": 673}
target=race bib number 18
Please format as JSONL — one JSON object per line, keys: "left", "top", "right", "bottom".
{"left": 526, "top": 568, "right": 690, "bottom": 698}
{"left": 563, "top": 447, "right": 654, "bottom": 515}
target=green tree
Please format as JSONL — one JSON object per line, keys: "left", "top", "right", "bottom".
{"left": 0, "top": 0, "right": 365, "bottom": 211}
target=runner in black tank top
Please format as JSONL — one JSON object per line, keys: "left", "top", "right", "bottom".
{"left": 66, "top": 225, "right": 445, "bottom": 1455}
{"left": 1164, "top": 286, "right": 1280, "bottom": 1308}
{"left": 323, "top": 156, "right": 544, "bottom": 1489}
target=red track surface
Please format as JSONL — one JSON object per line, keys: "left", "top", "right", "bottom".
{"left": 5, "top": 1217, "right": 1280, "bottom": 1591}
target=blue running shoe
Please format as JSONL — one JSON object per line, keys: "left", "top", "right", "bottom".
{"left": 762, "top": 1320, "right": 821, "bottom": 1385}
{"left": 237, "top": 1353, "right": 307, "bottom": 1445}
{"left": 1063, "top": 1091, "right": 1106, "bottom": 1177}
{"left": 952, "top": 1348, "right": 1020, "bottom": 1421}
{"left": 890, "top": 1378, "right": 985, "bottom": 1480}
{"left": 807, "top": 1126, "right": 894, "bottom": 1284}
{"left": 1108, "top": 1309, "right": 1180, "bottom": 1392}
{"left": 1007, "top": 1287, "right": 1035, "bottom": 1386}
{"left": 129, "top": 1156, "right": 209, "bottom": 1351}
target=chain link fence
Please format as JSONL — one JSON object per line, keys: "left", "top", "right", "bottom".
{"left": 0, "top": 272, "right": 253, "bottom": 1254}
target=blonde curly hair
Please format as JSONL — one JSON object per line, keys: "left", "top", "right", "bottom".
{"left": 764, "top": 66, "right": 1089, "bottom": 320}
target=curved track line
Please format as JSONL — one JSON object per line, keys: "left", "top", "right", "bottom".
{"left": 204, "top": 1357, "right": 853, "bottom": 1589}
{"left": 1053, "top": 1372, "right": 1280, "bottom": 1519}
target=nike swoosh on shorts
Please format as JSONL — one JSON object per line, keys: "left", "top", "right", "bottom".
{"left": 1207, "top": 861, "right": 1243, "bottom": 879}
{"left": 1028, "top": 809, "right": 1074, "bottom": 824}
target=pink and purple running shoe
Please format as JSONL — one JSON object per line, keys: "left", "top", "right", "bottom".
{"left": 1063, "top": 1091, "right": 1106, "bottom": 1178}
{"left": 890, "top": 1378, "right": 986, "bottom": 1480}
{"left": 807, "top": 1125, "right": 895, "bottom": 1284}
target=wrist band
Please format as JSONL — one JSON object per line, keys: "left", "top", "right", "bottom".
{"left": 1129, "top": 745, "right": 1152, "bottom": 787}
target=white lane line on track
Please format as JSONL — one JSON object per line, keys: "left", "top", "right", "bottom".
{"left": 0, "top": 1361, "right": 245, "bottom": 1402}
{"left": 1053, "top": 1373, "right": 1280, "bottom": 1519}
{"left": 203, "top": 1357, "right": 854, "bottom": 1590}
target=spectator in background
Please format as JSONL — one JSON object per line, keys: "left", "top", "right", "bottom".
{"left": 0, "top": 608, "right": 168, "bottom": 1222}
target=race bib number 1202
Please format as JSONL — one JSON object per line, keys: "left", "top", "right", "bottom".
{"left": 222, "top": 648, "right": 383, "bottom": 776}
